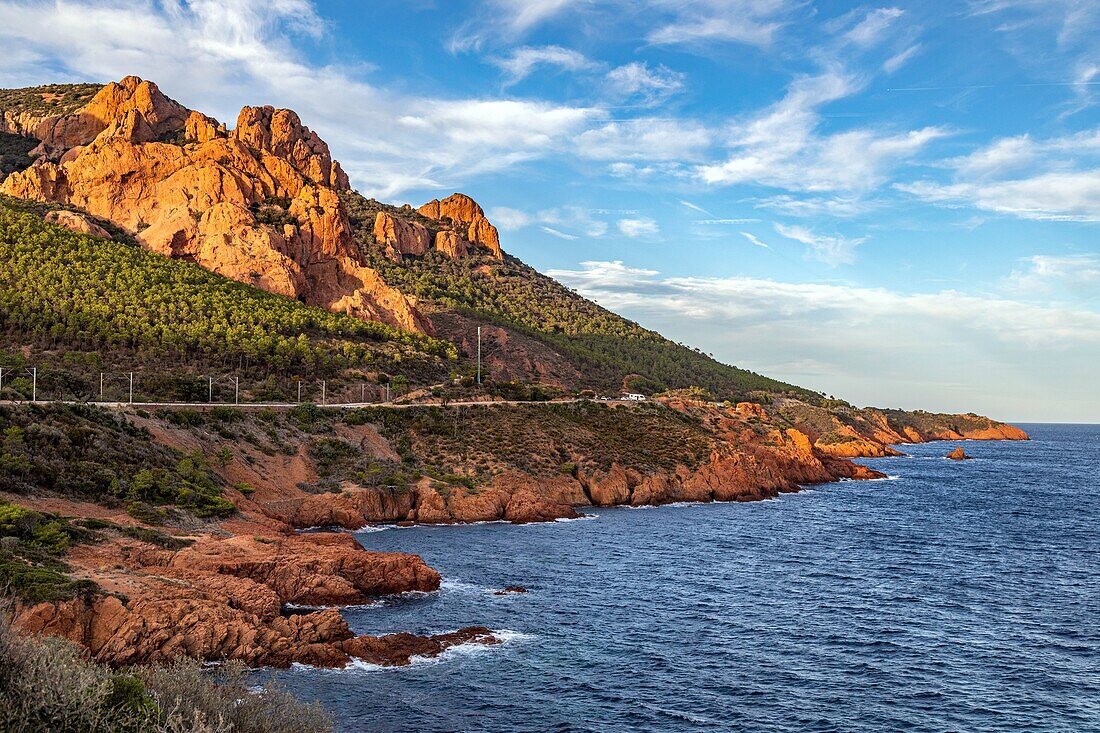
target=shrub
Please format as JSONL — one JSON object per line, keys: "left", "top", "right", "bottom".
{"left": 0, "top": 606, "right": 335, "bottom": 732}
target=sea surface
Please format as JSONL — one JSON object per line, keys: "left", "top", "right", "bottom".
{"left": 275, "top": 424, "right": 1100, "bottom": 732}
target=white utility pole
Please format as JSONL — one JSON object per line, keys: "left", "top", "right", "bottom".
{"left": 321, "top": 380, "right": 327, "bottom": 406}
{"left": 297, "top": 380, "right": 302, "bottom": 404}
{"left": 477, "top": 326, "right": 482, "bottom": 385}
{"left": 31, "top": 367, "right": 37, "bottom": 402}
{"left": 100, "top": 372, "right": 104, "bottom": 402}
{"left": 0, "top": 366, "right": 5, "bottom": 392}
{"left": 208, "top": 376, "right": 213, "bottom": 404}
{"left": 128, "top": 372, "right": 133, "bottom": 404}
{"left": 234, "top": 377, "right": 240, "bottom": 405}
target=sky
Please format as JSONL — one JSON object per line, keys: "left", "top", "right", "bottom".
{"left": 1, "top": 0, "right": 1098, "bottom": 422}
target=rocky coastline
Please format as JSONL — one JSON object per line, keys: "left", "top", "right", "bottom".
{"left": 7, "top": 397, "right": 1027, "bottom": 670}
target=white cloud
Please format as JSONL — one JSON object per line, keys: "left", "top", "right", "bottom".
{"left": 495, "top": 206, "right": 612, "bottom": 238}
{"left": 844, "top": 7, "right": 905, "bottom": 46}
{"left": 754, "top": 195, "right": 873, "bottom": 218}
{"left": 646, "top": 0, "right": 793, "bottom": 47}
{"left": 1006, "top": 253, "right": 1100, "bottom": 295}
{"left": 901, "top": 129, "right": 1100, "bottom": 220}
{"left": 576, "top": 118, "right": 713, "bottom": 161}
{"left": 618, "top": 217, "right": 660, "bottom": 237}
{"left": 605, "top": 61, "right": 685, "bottom": 104}
{"left": 883, "top": 43, "right": 922, "bottom": 73}
{"left": 492, "top": 45, "right": 596, "bottom": 83}
{"left": 489, "top": 206, "right": 534, "bottom": 231}
{"left": 950, "top": 135, "right": 1038, "bottom": 177}
{"left": 680, "top": 200, "right": 712, "bottom": 215}
{"left": 774, "top": 223, "right": 865, "bottom": 265}
{"left": 740, "top": 231, "right": 770, "bottom": 248}
{"left": 540, "top": 226, "right": 580, "bottom": 240}
{"left": 899, "top": 170, "right": 1100, "bottom": 222}
{"left": 697, "top": 70, "right": 949, "bottom": 192}
{"left": 547, "top": 259, "right": 1100, "bottom": 347}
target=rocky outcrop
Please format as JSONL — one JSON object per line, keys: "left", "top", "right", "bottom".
{"left": 11, "top": 528, "right": 447, "bottom": 668}
{"left": 946, "top": 446, "right": 971, "bottom": 460}
{"left": 30, "top": 76, "right": 188, "bottom": 157}
{"left": 43, "top": 209, "right": 111, "bottom": 238}
{"left": 14, "top": 594, "right": 497, "bottom": 669}
{"left": 374, "top": 211, "right": 431, "bottom": 259}
{"left": 773, "top": 397, "right": 1028, "bottom": 458}
{"left": 257, "top": 418, "right": 884, "bottom": 530}
{"left": 341, "top": 626, "right": 499, "bottom": 667}
{"left": 1, "top": 75, "right": 432, "bottom": 335}
{"left": 418, "top": 193, "right": 502, "bottom": 259}
{"left": 434, "top": 230, "right": 469, "bottom": 259}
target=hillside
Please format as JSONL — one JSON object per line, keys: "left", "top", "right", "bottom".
{"left": 0, "top": 76, "right": 815, "bottom": 401}
{"left": 343, "top": 192, "right": 817, "bottom": 399}
{"left": 0, "top": 196, "right": 455, "bottom": 402}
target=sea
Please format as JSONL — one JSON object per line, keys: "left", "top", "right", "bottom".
{"left": 274, "top": 424, "right": 1100, "bottom": 732}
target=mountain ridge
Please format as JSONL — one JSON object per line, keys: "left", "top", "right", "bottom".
{"left": 0, "top": 75, "right": 816, "bottom": 400}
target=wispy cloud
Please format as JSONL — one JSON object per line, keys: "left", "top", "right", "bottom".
{"left": 492, "top": 45, "right": 597, "bottom": 83}
{"left": 774, "top": 223, "right": 865, "bottom": 265}
{"left": 541, "top": 225, "right": 580, "bottom": 240}
{"left": 618, "top": 217, "right": 660, "bottom": 237}
{"left": 545, "top": 259, "right": 1100, "bottom": 417}
{"left": 646, "top": 0, "right": 794, "bottom": 48}
{"left": 575, "top": 118, "right": 713, "bottom": 161}
{"left": 605, "top": 61, "right": 685, "bottom": 104}
{"left": 900, "top": 128, "right": 1100, "bottom": 221}
{"left": 697, "top": 70, "right": 948, "bottom": 192}
{"left": 843, "top": 7, "right": 905, "bottom": 47}
{"left": 740, "top": 231, "right": 770, "bottom": 248}
{"left": 1005, "top": 253, "right": 1100, "bottom": 296}
{"left": 680, "top": 200, "right": 712, "bottom": 215}
{"left": 883, "top": 43, "right": 922, "bottom": 73}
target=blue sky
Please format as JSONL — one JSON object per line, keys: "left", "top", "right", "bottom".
{"left": 1, "top": 0, "right": 1098, "bottom": 421}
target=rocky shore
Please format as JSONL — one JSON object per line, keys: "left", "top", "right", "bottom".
{"left": 5, "top": 397, "right": 1028, "bottom": 670}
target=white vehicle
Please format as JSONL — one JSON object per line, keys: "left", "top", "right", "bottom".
{"left": 621, "top": 393, "right": 647, "bottom": 401}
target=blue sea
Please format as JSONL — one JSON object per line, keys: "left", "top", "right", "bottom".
{"left": 276, "top": 424, "right": 1100, "bottom": 732}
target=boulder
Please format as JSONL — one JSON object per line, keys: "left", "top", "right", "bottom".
{"left": 946, "top": 446, "right": 971, "bottom": 460}
{"left": 44, "top": 209, "right": 111, "bottom": 238}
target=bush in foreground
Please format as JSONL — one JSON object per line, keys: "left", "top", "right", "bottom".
{"left": 0, "top": 607, "right": 333, "bottom": 733}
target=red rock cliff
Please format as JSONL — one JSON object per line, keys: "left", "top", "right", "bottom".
{"left": 1, "top": 76, "right": 430, "bottom": 334}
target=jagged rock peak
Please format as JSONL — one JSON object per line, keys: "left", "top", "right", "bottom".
{"left": 37, "top": 75, "right": 190, "bottom": 154}
{"left": 417, "top": 193, "right": 502, "bottom": 259}
{"left": 232, "top": 106, "right": 349, "bottom": 190}
{"left": 1, "top": 75, "right": 431, "bottom": 336}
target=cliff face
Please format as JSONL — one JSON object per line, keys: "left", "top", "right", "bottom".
{"left": 0, "top": 77, "right": 502, "bottom": 336}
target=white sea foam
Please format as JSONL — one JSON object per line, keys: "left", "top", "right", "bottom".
{"left": 553, "top": 513, "right": 598, "bottom": 522}
{"left": 440, "top": 578, "right": 492, "bottom": 594}
{"left": 299, "top": 628, "right": 535, "bottom": 673}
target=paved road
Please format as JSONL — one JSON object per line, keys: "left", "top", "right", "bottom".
{"left": 0, "top": 397, "right": 593, "bottom": 410}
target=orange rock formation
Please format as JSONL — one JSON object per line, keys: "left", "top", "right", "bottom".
{"left": 0, "top": 76, "right": 441, "bottom": 334}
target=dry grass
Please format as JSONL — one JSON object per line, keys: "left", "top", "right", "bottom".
{"left": 0, "top": 604, "right": 333, "bottom": 733}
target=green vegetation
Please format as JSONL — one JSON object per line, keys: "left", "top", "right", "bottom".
{"left": 0, "top": 197, "right": 455, "bottom": 381}
{"left": 342, "top": 191, "right": 818, "bottom": 400}
{"left": 0, "top": 610, "right": 334, "bottom": 733}
{"left": 0, "top": 403, "right": 233, "bottom": 520}
{"left": 0, "top": 131, "right": 37, "bottom": 178}
{"left": 0, "top": 500, "right": 100, "bottom": 602}
{"left": 347, "top": 401, "right": 714, "bottom": 478}
{"left": 0, "top": 82, "right": 102, "bottom": 117}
